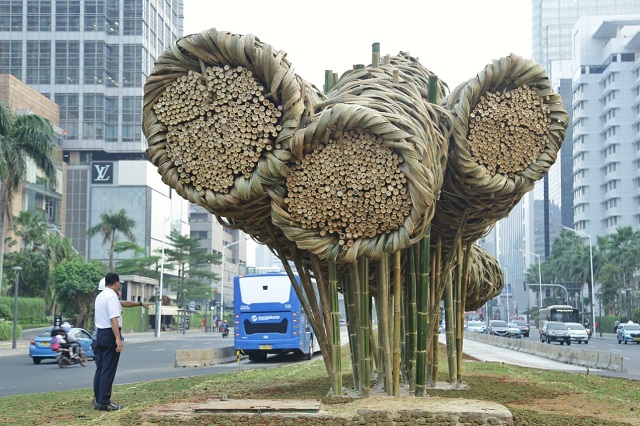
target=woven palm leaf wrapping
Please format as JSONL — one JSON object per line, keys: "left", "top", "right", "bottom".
{"left": 143, "top": 28, "right": 320, "bottom": 238}
{"left": 270, "top": 54, "right": 452, "bottom": 263}
{"left": 431, "top": 54, "right": 569, "bottom": 246}
{"left": 463, "top": 245, "right": 505, "bottom": 311}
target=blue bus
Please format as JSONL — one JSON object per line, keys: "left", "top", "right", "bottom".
{"left": 233, "top": 273, "right": 317, "bottom": 362}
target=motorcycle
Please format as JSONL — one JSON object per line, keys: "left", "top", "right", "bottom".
{"left": 221, "top": 327, "right": 229, "bottom": 338}
{"left": 57, "top": 347, "right": 89, "bottom": 368}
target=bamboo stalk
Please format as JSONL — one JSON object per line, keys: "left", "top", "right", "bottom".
{"left": 343, "top": 271, "right": 359, "bottom": 392}
{"left": 457, "top": 242, "right": 473, "bottom": 384}
{"left": 328, "top": 257, "right": 342, "bottom": 396}
{"left": 356, "top": 258, "right": 370, "bottom": 397}
{"left": 444, "top": 246, "right": 457, "bottom": 385}
{"left": 377, "top": 254, "right": 393, "bottom": 393}
{"left": 406, "top": 245, "right": 418, "bottom": 391}
{"left": 392, "top": 250, "right": 402, "bottom": 396}
{"left": 414, "top": 227, "right": 431, "bottom": 397}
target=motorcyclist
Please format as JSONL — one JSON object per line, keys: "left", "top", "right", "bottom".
{"left": 221, "top": 321, "right": 229, "bottom": 337}
{"left": 61, "top": 323, "right": 81, "bottom": 358}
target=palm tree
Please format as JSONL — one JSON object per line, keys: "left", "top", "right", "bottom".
{"left": 0, "top": 100, "right": 58, "bottom": 295}
{"left": 86, "top": 209, "right": 136, "bottom": 272}
{"left": 10, "top": 210, "right": 48, "bottom": 252}
{"left": 44, "top": 232, "right": 79, "bottom": 315}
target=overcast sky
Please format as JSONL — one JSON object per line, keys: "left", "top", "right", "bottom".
{"left": 181, "top": 0, "right": 533, "bottom": 265}
{"left": 183, "top": 0, "right": 532, "bottom": 90}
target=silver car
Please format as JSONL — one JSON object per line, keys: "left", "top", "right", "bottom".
{"left": 565, "top": 322, "right": 589, "bottom": 344}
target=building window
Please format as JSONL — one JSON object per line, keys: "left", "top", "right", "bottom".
{"left": 83, "top": 41, "right": 105, "bottom": 84}
{"left": 84, "top": 0, "right": 105, "bottom": 31}
{"left": 0, "top": 40, "right": 22, "bottom": 79}
{"left": 123, "top": 0, "right": 143, "bottom": 35}
{"left": 106, "top": 0, "right": 119, "bottom": 34}
{"left": 55, "top": 41, "right": 80, "bottom": 84}
{"left": 55, "top": 94, "right": 79, "bottom": 139}
{"left": 123, "top": 44, "right": 143, "bottom": 87}
{"left": 55, "top": 0, "right": 80, "bottom": 31}
{"left": 106, "top": 44, "right": 119, "bottom": 87}
{"left": 83, "top": 94, "right": 105, "bottom": 140}
{"left": 122, "top": 96, "right": 142, "bottom": 142}
{"left": 27, "top": 0, "right": 51, "bottom": 31}
{"left": 26, "top": 41, "right": 51, "bottom": 84}
{"left": 0, "top": 0, "right": 23, "bottom": 31}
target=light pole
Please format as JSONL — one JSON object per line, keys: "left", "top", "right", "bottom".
{"left": 156, "top": 209, "right": 193, "bottom": 337}
{"left": 518, "top": 248, "right": 542, "bottom": 314}
{"left": 502, "top": 267, "right": 510, "bottom": 321}
{"left": 218, "top": 237, "right": 248, "bottom": 322}
{"left": 11, "top": 266, "right": 21, "bottom": 349}
{"left": 182, "top": 289, "right": 188, "bottom": 335}
{"left": 154, "top": 285, "right": 160, "bottom": 337}
{"left": 562, "top": 226, "right": 596, "bottom": 333}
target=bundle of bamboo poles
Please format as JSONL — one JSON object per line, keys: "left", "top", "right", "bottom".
{"left": 432, "top": 54, "right": 569, "bottom": 247}
{"left": 143, "top": 28, "right": 320, "bottom": 237}
{"left": 271, "top": 53, "right": 451, "bottom": 263}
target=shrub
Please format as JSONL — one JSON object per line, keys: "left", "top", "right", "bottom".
{"left": 0, "top": 321, "right": 22, "bottom": 341}
{"left": 0, "top": 304, "right": 11, "bottom": 320}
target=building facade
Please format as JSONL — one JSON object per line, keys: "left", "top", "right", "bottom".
{"left": 0, "top": 0, "right": 190, "bottom": 265}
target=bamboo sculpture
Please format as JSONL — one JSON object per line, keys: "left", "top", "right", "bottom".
{"left": 143, "top": 27, "right": 568, "bottom": 399}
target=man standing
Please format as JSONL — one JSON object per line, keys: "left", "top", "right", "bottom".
{"left": 93, "top": 272, "right": 124, "bottom": 411}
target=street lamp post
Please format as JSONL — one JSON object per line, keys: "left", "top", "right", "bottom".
{"left": 562, "top": 226, "right": 596, "bottom": 334}
{"left": 156, "top": 209, "right": 193, "bottom": 338}
{"left": 518, "top": 248, "right": 542, "bottom": 313}
{"left": 182, "top": 289, "right": 188, "bottom": 335}
{"left": 11, "top": 267, "right": 21, "bottom": 349}
{"left": 218, "top": 237, "right": 248, "bottom": 322}
{"left": 154, "top": 286, "right": 160, "bottom": 337}
{"left": 502, "top": 267, "right": 510, "bottom": 321}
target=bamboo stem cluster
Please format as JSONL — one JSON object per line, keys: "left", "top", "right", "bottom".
{"left": 468, "top": 86, "right": 550, "bottom": 176}
{"left": 286, "top": 129, "right": 411, "bottom": 250}
{"left": 155, "top": 65, "right": 283, "bottom": 195}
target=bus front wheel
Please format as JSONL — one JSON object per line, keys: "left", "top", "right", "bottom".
{"left": 306, "top": 340, "right": 314, "bottom": 360}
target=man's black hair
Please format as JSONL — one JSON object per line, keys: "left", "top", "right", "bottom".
{"left": 104, "top": 272, "right": 120, "bottom": 287}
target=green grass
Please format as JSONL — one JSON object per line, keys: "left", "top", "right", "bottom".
{"left": 0, "top": 354, "right": 639, "bottom": 425}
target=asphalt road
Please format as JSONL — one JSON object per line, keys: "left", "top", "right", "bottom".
{"left": 1, "top": 327, "right": 638, "bottom": 397}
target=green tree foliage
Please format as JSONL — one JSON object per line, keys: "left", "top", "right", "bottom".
{"left": 0, "top": 101, "right": 58, "bottom": 296}
{"left": 113, "top": 241, "right": 162, "bottom": 278}
{"left": 164, "top": 230, "right": 220, "bottom": 307}
{"left": 86, "top": 209, "right": 136, "bottom": 272}
{"left": 50, "top": 258, "right": 106, "bottom": 329}
{"left": 2, "top": 251, "right": 49, "bottom": 298}
{"left": 7, "top": 211, "right": 48, "bottom": 252}
{"left": 43, "top": 232, "right": 80, "bottom": 315}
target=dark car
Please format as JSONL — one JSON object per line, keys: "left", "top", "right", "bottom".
{"left": 488, "top": 320, "right": 509, "bottom": 336}
{"left": 29, "top": 327, "right": 95, "bottom": 364}
{"left": 540, "top": 321, "right": 571, "bottom": 345}
{"left": 511, "top": 320, "right": 530, "bottom": 337}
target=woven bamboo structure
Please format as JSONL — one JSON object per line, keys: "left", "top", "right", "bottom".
{"left": 432, "top": 54, "right": 569, "bottom": 247}
{"left": 143, "top": 28, "right": 320, "bottom": 238}
{"left": 271, "top": 53, "right": 451, "bottom": 263}
{"left": 143, "top": 28, "right": 569, "bottom": 398}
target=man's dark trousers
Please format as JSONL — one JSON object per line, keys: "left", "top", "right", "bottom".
{"left": 93, "top": 328, "right": 121, "bottom": 405}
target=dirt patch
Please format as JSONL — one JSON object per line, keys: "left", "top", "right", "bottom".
{"left": 509, "top": 393, "right": 640, "bottom": 426}
{"left": 141, "top": 394, "right": 512, "bottom": 425}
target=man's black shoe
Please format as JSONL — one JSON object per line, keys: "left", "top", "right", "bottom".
{"left": 95, "top": 403, "right": 123, "bottom": 411}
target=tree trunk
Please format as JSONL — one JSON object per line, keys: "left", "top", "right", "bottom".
{"left": 0, "top": 182, "right": 7, "bottom": 296}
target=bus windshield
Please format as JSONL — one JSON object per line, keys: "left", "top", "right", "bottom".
{"left": 540, "top": 305, "right": 580, "bottom": 323}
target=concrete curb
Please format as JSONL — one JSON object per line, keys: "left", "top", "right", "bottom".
{"left": 465, "top": 332, "right": 625, "bottom": 372}
{"left": 175, "top": 346, "right": 237, "bottom": 367}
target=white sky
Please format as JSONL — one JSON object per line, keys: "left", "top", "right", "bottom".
{"left": 182, "top": 0, "right": 532, "bottom": 90}
{"left": 181, "top": 0, "right": 533, "bottom": 266}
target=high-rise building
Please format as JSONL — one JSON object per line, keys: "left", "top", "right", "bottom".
{"left": 481, "top": 0, "right": 640, "bottom": 317}
{"left": 0, "top": 0, "right": 190, "bottom": 263}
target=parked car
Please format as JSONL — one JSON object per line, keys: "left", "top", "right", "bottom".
{"left": 616, "top": 322, "right": 640, "bottom": 345}
{"left": 540, "top": 321, "right": 571, "bottom": 345}
{"left": 565, "top": 322, "right": 589, "bottom": 344}
{"left": 488, "top": 320, "right": 509, "bottom": 336}
{"left": 466, "top": 320, "right": 487, "bottom": 333}
{"left": 506, "top": 322, "right": 523, "bottom": 338}
{"left": 511, "top": 320, "right": 530, "bottom": 337}
{"left": 29, "top": 327, "right": 95, "bottom": 364}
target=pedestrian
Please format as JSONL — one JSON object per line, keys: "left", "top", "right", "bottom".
{"left": 92, "top": 272, "right": 125, "bottom": 411}
{"left": 614, "top": 319, "right": 620, "bottom": 332}
{"left": 202, "top": 316, "right": 207, "bottom": 333}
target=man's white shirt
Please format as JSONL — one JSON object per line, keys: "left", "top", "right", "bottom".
{"left": 94, "top": 287, "right": 122, "bottom": 328}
